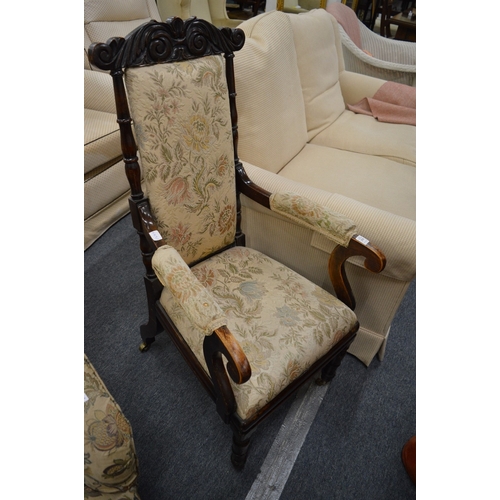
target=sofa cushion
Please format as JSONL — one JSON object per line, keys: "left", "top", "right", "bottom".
{"left": 279, "top": 143, "right": 415, "bottom": 221}
{"left": 84, "top": 108, "right": 122, "bottom": 176}
{"left": 310, "top": 110, "right": 416, "bottom": 166}
{"left": 288, "top": 10, "right": 346, "bottom": 142}
{"left": 234, "top": 11, "right": 308, "bottom": 174}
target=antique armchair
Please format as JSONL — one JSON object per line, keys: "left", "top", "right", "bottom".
{"left": 88, "top": 17, "right": 385, "bottom": 468}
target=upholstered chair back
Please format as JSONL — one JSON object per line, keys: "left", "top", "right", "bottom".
{"left": 124, "top": 56, "right": 237, "bottom": 265}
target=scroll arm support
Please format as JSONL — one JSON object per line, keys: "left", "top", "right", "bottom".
{"left": 203, "top": 326, "right": 252, "bottom": 423}
{"left": 329, "top": 235, "right": 387, "bottom": 311}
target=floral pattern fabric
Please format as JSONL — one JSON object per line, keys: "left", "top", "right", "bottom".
{"left": 158, "top": 246, "right": 357, "bottom": 421}
{"left": 270, "top": 192, "right": 357, "bottom": 248}
{"left": 84, "top": 355, "right": 140, "bottom": 500}
{"left": 152, "top": 245, "right": 227, "bottom": 335}
{"left": 125, "top": 55, "right": 237, "bottom": 265}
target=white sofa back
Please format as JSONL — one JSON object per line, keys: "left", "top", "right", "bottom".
{"left": 288, "top": 9, "right": 346, "bottom": 141}
{"left": 234, "top": 11, "right": 308, "bottom": 174}
{"left": 234, "top": 10, "right": 353, "bottom": 172}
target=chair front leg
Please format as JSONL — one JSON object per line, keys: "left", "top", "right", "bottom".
{"left": 230, "top": 423, "right": 256, "bottom": 469}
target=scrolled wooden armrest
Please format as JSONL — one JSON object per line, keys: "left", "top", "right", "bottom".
{"left": 204, "top": 327, "right": 251, "bottom": 423}
{"left": 213, "top": 326, "right": 251, "bottom": 385}
{"left": 329, "top": 234, "right": 387, "bottom": 310}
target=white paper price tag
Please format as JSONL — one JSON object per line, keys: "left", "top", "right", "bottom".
{"left": 149, "top": 230, "right": 163, "bottom": 241}
{"left": 355, "top": 235, "right": 370, "bottom": 245}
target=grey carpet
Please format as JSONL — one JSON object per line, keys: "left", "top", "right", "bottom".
{"left": 84, "top": 215, "right": 416, "bottom": 500}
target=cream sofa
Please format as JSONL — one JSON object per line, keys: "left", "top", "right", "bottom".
{"left": 84, "top": 0, "right": 162, "bottom": 249}
{"left": 233, "top": 9, "right": 416, "bottom": 365}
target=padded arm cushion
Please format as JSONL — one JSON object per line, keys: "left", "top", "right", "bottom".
{"left": 270, "top": 191, "right": 357, "bottom": 248}
{"left": 152, "top": 245, "right": 227, "bottom": 335}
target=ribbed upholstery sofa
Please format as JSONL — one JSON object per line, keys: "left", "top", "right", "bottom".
{"left": 84, "top": 0, "right": 162, "bottom": 249}
{"left": 233, "top": 9, "right": 416, "bottom": 365}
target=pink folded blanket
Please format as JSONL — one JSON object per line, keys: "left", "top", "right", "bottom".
{"left": 326, "top": 3, "right": 363, "bottom": 49}
{"left": 347, "top": 81, "right": 416, "bottom": 125}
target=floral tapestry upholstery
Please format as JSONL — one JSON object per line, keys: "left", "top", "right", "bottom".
{"left": 84, "top": 354, "right": 140, "bottom": 500}
{"left": 155, "top": 246, "right": 358, "bottom": 421}
{"left": 124, "top": 55, "right": 237, "bottom": 266}
{"left": 152, "top": 245, "right": 227, "bottom": 335}
{"left": 270, "top": 191, "right": 357, "bottom": 247}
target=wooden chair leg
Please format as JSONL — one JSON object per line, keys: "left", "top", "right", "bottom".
{"left": 231, "top": 426, "right": 256, "bottom": 469}
{"left": 139, "top": 275, "right": 163, "bottom": 352}
{"left": 316, "top": 335, "right": 355, "bottom": 385}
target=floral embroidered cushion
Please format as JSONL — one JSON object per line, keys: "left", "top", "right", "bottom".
{"left": 152, "top": 245, "right": 227, "bottom": 335}
{"left": 84, "top": 355, "right": 140, "bottom": 500}
{"left": 270, "top": 191, "right": 357, "bottom": 247}
{"left": 125, "top": 55, "right": 237, "bottom": 265}
{"left": 154, "top": 246, "right": 358, "bottom": 421}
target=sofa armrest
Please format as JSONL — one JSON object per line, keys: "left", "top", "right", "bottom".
{"left": 269, "top": 191, "right": 385, "bottom": 309}
{"left": 339, "top": 70, "right": 387, "bottom": 106}
{"left": 84, "top": 69, "right": 117, "bottom": 114}
{"left": 241, "top": 161, "right": 415, "bottom": 282}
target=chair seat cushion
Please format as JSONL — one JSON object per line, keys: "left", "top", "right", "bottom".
{"left": 84, "top": 355, "right": 140, "bottom": 499}
{"left": 159, "top": 246, "right": 357, "bottom": 420}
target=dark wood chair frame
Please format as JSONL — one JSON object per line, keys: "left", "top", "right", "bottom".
{"left": 88, "top": 17, "right": 386, "bottom": 468}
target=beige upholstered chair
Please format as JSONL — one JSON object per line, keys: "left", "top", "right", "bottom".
{"left": 84, "top": 0, "right": 163, "bottom": 248}
{"left": 157, "top": 0, "right": 242, "bottom": 27}
{"left": 88, "top": 16, "right": 385, "bottom": 468}
{"left": 326, "top": 2, "right": 416, "bottom": 86}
